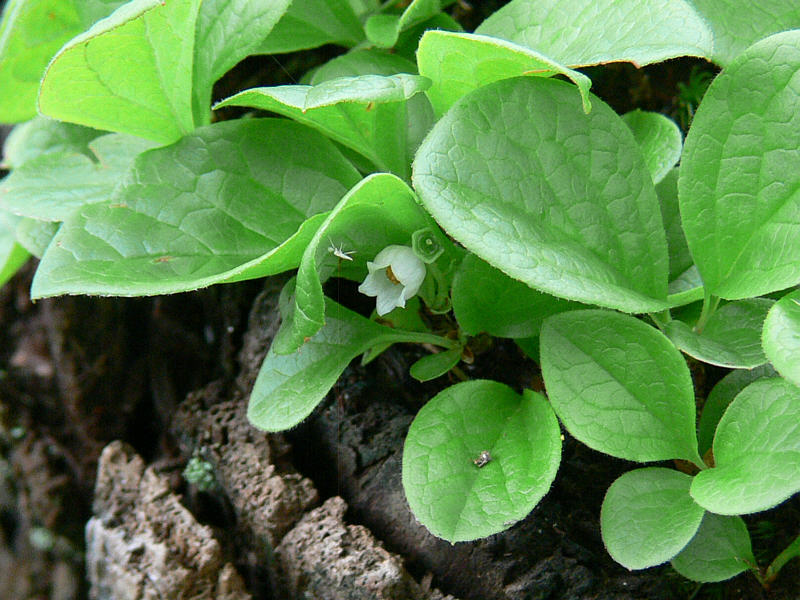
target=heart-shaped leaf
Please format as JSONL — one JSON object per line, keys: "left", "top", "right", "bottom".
{"left": 541, "top": 309, "right": 701, "bottom": 464}
{"left": 679, "top": 30, "right": 800, "bottom": 299}
{"left": 476, "top": 0, "right": 712, "bottom": 67}
{"left": 601, "top": 468, "right": 705, "bottom": 570}
{"left": 691, "top": 377, "right": 800, "bottom": 514}
{"left": 413, "top": 76, "right": 670, "bottom": 313}
{"left": 416, "top": 30, "right": 592, "bottom": 118}
{"left": 30, "top": 119, "right": 361, "bottom": 297}
{"left": 670, "top": 513, "right": 755, "bottom": 582}
{"left": 665, "top": 299, "right": 773, "bottom": 368}
{"left": 403, "top": 380, "right": 561, "bottom": 542}
{"left": 762, "top": 290, "right": 800, "bottom": 387}
{"left": 38, "top": 0, "right": 201, "bottom": 144}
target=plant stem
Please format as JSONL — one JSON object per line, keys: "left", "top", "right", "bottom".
{"left": 649, "top": 310, "right": 672, "bottom": 330}
{"left": 389, "top": 330, "right": 461, "bottom": 350}
{"left": 694, "top": 290, "right": 720, "bottom": 334}
{"left": 764, "top": 532, "right": 800, "bottom": 584}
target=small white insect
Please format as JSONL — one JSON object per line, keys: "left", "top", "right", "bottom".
{"left": 473, "top": 450, "right": 492, "bottom": 468}
{"left": 328, "top": 238, "right": 355, "bottom": 261}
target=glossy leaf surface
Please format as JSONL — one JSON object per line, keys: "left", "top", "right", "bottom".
{"left": 691, "top": 377, "right": 800, "bottom": 514}
{"left": 416, "top": 30, "right": 591, "bottom": 118}
{"left": 452, "top": 252, "right": 577, "bottom": 338}
{"left": 39, "top": 0, "right": 200, "bottom": 144}
{"left": 670, "top": 513, "right": 754, "bottom": 582}
{"left": 665, "top": 299, "right": 772, "bottom": 368}
{"left": 216, "top": 73, "right": 430, "bottom": 178}
{"left": 622, "top": 110, "right": 682, "bottom": 185}
{"left": 540, "top": 310, "right": 700, "bottom": 463}
{"left": 601, "top": 468, "right": 704, "bottom": 569}
{"left": 403, "top": 380, "right": 561, "bottom": 542}
{"left": 679, "top": 31, "right": 800, "bottom": 299}
{"left": 31, "top": 119, "right": 360, "bottom": 297}
{"left": 413, "top": 76, "right": 670, "bottom": 313}
{"left": 476, "top": 0, "right": 712, "bottom": 67}
{"left": 762, "top": 289, "right": 800, "bottom": 387}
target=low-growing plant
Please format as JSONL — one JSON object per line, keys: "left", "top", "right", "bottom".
{"left": 1, "top": 0, "right": 799, "bottom": 589}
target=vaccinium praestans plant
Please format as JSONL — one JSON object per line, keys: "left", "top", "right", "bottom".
{"left": 1, "top": 0, "right": 799, "bottom": 588}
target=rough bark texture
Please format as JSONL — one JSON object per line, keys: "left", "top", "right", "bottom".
{"left": 86, "top": 441, "right": 250, "bottom": 600}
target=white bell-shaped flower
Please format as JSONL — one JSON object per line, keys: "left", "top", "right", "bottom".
{"left": 358, "top": 245, "right": 426, "bottom": 316}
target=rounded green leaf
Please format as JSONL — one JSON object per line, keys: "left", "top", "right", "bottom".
{"left": 402, "top": 380, "right": 561, "bottom": 542}
{"left": 622, "top": 110, "right": 682, "bottom": 185}
{"left": 689, "top": 0, "right": 800, "bottom": 67}
{"left": 452, "top": 252, "right": 577, "bottom": 338}
{"left": 413, "top": 76, "right": 670, "bottom": 313}
{"left": 601, "top": 468, "right": 705, "bottom": 570}
{"left": 665, "top": 298, "right": 773, "bottom": 368}
{"left": 540, "top": 310, "right": 700, "bottom": 464}
{"left": 409, "top": 347, "right": 462, "bottom": 382}
{"left": 679, "top": 30, "right": 800, "bottom": 299}
{"left": 670, "top": 513, "right": 754, "bottom": 582}
{"left": 763, "top": 289, "right": 800, "bottom": 387}
{"left": 698, "top": 364, "right": 776, "bottom": 457}
{"left": 38, "top": 0, "right": 200, "bottom": 144}
{"left": 30, "top": 119, "right": 361, "bottom": 297}
{"left": 476, "top": 0, "right": 713, "bottom": 67}
{"left": 691, "top": 377, "right": 800, "bottom": 514}
{"left": 416, "top": 30, "right": 592, "bottom": 118}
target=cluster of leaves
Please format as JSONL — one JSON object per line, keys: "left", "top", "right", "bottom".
{"left": 1, "top": 0, "right": 800, "bottom": 588}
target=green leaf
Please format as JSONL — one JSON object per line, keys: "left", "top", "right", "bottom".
{"left": 475, "top": 0, "right": 713, "bottom": 67}
{"left": 0, "top": 0, "right": 82, "bottom": 122}
{"left": 668, "top": 265, "right": 704, "bottom": 307}
{"left": 249, "top": 296, "right": 452, "bottom": 431}
{"left": 30, "top": 119, "right": 361, "bottom": 297}
{"left": 409, "top": 347, "right": 462, "bottom": 381}
{"left": 601, "top": 468, "right": 705, "bottom": 570}
{"left": 664, "top": 299, "right": 773, "bottom": 368}
{"left": 698, "top": 364, "right": 776, "bottom": 457}
{"left": 690, "top": 377, "right": 800, "bottom": 514}
{"left": 452, "top": 252, "right": 577, "bottom": 338}
{"left": 309, "top": 49, "right": 419, "bottom": 83}
{"left": 416, "top": 30, "right": 592, "bottom": 118}
{"left": 364, "top": 0, "right": 441, "bottom": 49}
{"left": 14, "top": 218, "right": 58, "bottom": 258}
{"left": 762, "top": 290, "right": 800, "bottom": 387}
{"left": 255, "top": 0, "right": 364, "bottom": 54}
{"left": 671, "top": 513, "right": 755, "bottom": 582}
{"left": 276, "top": 173, "right": 440, "bottom": 354}
{"left": 656, "top": 168, "right": 694, "bottom": 281}
{"left": 540, "top": 310, "right": 700, "bottom": 464}
{"left": 192, "top": 0, "right": 291, "bottom": 124}
{"left": 679, "top": 30, "right": 800, "bottom": 299}
{"left": 0, "top": 211, "right": 29, "bottom": 287}
{"left": 1, "top": 133, "right": 156, "bottom": 221}
{"left": 413, "top": 76, "right": 670, "bottom": 313}
{"left": 688, "top": 0, "right": 800, "bottom": 66}
{"left": 2, "top": 117, "right": 102, "bottom": 169}
{"left": 38, "top": 0, "right": 201, "bottom": 144}
{"left": 622, "top": 110, "right": 682, "bottom": 185}
{"left": 216, "top": 73, "right": 431, "bottom": 178}
{"left": 402, "top": 380, "right": 561, "bottom": 542}
{"left": 75, "top": 0, "right": 128, "bottom": 28}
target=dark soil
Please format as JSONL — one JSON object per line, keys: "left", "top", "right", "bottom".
{"left": 1, "top": 264, "right": 798, "bottom": 599}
